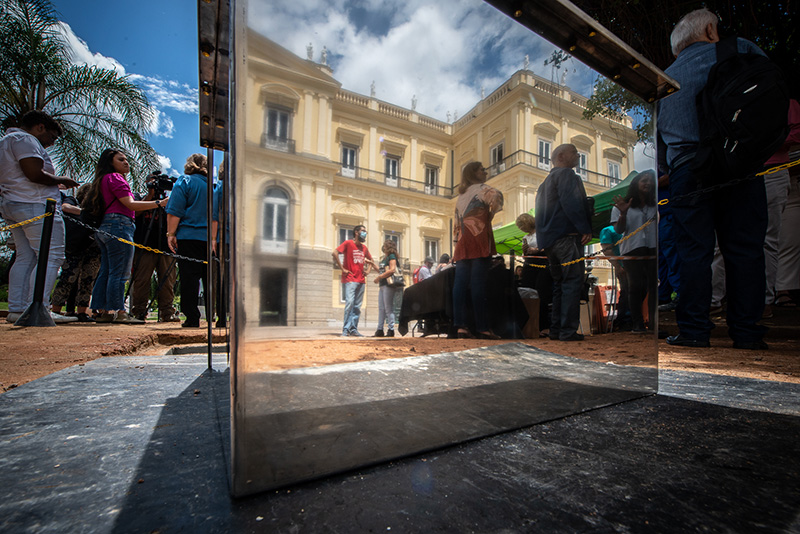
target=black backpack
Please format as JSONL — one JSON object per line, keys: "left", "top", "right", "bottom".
{"left": 80, "top": 199, "right": 104, "bottom": 229}
{"left": 691, "top": 38, "right": 789, "bottom": 186}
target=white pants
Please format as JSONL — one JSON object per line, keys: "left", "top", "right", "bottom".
{"left": 776, "top": 177, "right": 800, "bottom": 292}
{"left": 0, "top": 198, "right": 65, "bottom": 312}
{"left": 764, "top": 169, "right": 791, "bottom": 302}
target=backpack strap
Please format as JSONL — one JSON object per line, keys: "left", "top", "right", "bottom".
{"left": 715, "top": 37, "right": 739, "bottom": 63}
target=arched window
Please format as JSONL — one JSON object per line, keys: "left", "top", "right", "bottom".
{"left": 262, "top": 187, "right": 290, "bottom": 253}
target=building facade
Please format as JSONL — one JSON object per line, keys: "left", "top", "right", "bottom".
{"left": 237, "top": 32, "right": 638, "bottom": 328}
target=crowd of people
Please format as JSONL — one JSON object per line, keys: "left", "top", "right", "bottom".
{"left": 333, "top": 9, "right": 797, "bottom": 347}
{"left": 4, "top": 8, "right": 798, "bottom": 347}
{"left": 0, "top": 110, "right": 225, "bottom": 327}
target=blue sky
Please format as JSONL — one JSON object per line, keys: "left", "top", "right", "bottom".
{"left": 48, "top": 0, "right": 653, "bottom": 175}
{"left": 53, "top": 0, "right": 202, "bottom": 177}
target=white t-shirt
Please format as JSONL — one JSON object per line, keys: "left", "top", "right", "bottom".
{"left": 523, "top": 232, "right": 538, "bottom": 251}
{"left": 610, "top": 204, "right": 657, "bottom": 255}
{"left": 418, "top": 265, "right": 433, "bottom": 281}
{"left": 0, "top": 128, "right": 59, "bottom": 203}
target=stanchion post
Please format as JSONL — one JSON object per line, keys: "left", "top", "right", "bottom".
{"left": 206, "top": 148, "right": 215, "bottom": 369}
{"left": 16, "top": 198, "right": 57, "bottom": 327}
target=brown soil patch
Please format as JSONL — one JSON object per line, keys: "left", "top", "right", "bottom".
{"left": 1, "top": 307, "right": 797, "bottom": 393}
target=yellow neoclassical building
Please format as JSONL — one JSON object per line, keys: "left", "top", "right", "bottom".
{"left": 237, "top": 31, "right": 638, "bottom": 328}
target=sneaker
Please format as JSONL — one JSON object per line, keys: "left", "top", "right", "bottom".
{"left": 6, "top": 312, "right": 22, "bottom": 324}
{"left": 374, "top": 330, "right": 384, "bottom": 337}
{"left": 341, "top": 331, "right": 350, "bottom": 337}
{"left": 561, "top": 333, "right": 585, "bottom": 341}
{"left": 386, "top": 330, "right": 395, "bottom": 337}
{"left": 113, "top": 311, "right": 145, "bottom": 324}
{"left": 159, "top": 312, "right": 181, "bottom": 323}
{"left": 51, "top": 312, "right": 79, "bottom": 323}
{"left": 95, "top": 312, "right": 115, "bottom": 323}
{"left": 350, "top": 330, "right": 365, "bottom": 337}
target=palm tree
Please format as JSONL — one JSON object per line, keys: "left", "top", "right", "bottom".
{"left": 0, "top": 0, "right": 159, "bottom": 187}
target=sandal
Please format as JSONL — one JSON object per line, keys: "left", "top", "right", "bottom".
{"left": 774, "top": 294, "right": 797, "bottom": 307}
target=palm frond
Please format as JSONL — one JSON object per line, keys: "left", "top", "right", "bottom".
{"left": 0, "top": 0, "right": 160, "bottom": 188}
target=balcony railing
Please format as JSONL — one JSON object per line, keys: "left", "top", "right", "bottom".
{"left": 261, "top": 134, "right": 296, "bottom": 154}
{"left": 486, "top": 150, "right": 622, "bottom": 188}
{"left": 337, "top": 165, "right": 455, "bottom": 197}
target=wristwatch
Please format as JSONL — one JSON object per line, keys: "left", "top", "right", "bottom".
{"left": 166, "top": 232, "right": 175, "bottom": 237}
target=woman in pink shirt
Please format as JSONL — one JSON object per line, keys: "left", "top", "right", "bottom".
{"left": 84, "top": 149, "right": 164, "bottom": 323}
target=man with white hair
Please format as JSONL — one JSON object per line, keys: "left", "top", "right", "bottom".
{"left": 658, "top": 8, "right": 770, "bottom": 349}
{"left": 418, "top": 257, "right": 434, "bottom": 282}
{"left": 535, "top": 143, "right": 592, "bottom": 342}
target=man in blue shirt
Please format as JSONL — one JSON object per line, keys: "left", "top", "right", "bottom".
{"left": 657, "top": 8, "right": 768, "bottom": 349}
{"left": 535, "top": 143, "right": 592, "bottom": 341}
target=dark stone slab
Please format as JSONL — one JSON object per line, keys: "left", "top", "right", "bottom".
{"left": 234, "top": 343, "right": 656, "bottom": 494}
{"left": 1, "top": 351, "right": 798, "bottom": 533}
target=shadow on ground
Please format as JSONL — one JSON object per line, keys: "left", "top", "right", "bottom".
{"left": 106, "top": 369, "right": 800, "bottom": 533}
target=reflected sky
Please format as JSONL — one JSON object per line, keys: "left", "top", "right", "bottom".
{"left": 248, "top": 0, "right": 655, "bottom": 169}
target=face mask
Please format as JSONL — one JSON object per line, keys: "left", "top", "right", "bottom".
{"left": 359, "top": 231, "right": 367, "bottom": 240}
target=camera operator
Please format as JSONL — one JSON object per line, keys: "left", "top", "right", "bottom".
{"left": 129, "top": 171, "right": 179, "bottom": 322}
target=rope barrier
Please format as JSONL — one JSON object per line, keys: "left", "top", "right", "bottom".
{"left": 0, "top": 211, "right": 52, "bottom": 232}
{"left": 658, "top": 159, "right": 800, "bottom": 207}
{"left": 69, "top": 216, "right": 216, "bottom": 265}
{"left": 513, "top": 159, "right": 799, "bottom": 269}
{"left": 1, "top": 211, "right": 215, "bottom": 265}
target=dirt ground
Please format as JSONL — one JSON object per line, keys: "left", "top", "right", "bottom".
{"left": 1, "top": 305, "right": 797, "bottom": 393}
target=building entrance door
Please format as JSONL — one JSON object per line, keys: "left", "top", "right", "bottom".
{"left": 259, "top": 268, "right": 287, "bottom": 326}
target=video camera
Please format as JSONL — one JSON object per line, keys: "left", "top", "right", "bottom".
{"left": 146, "top": 170, "right": 177, "bottom": 199}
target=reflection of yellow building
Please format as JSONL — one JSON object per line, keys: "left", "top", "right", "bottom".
{"left": 239, "top": 31, "right": 637, "bottom": 327}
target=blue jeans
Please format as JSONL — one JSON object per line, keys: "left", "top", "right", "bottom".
{"left": 342, "top": 282, "right": 365, "bottom": 333}
{"left": 452, "top": 257, "right": 491, "bottom": 332}
{"left": 546, "top": 235, "right": 585, "bottom": 339}
{"left": 90, "top": 213, "right": 135, "bottom": 311}
{"left": 670, "top": 163, "right": 767, "bottom": 342}
{"left": 377, "top": 284, "right": 399, "bottom": 331}
{"left": 0, "top": 198, "right": 65, "bottom": 312}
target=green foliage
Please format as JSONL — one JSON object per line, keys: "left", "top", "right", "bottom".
{"left": 583, "top": 78, "right": 653, "bottom": 144}
{"left": 0, "top": 0, "right": 159, "bottom": 187}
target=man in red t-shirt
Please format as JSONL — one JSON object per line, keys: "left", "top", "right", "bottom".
{"left": 332, "top": 224, "right": 377, "bottom": 336}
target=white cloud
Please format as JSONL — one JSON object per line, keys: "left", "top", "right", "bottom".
{"left": 147, "top": 109, "right": 175, "bottom": 139}
{"left": 157, "top": 155, "right": 172, "bottom": 174}
{"left": 128, "top": 74, "right": 198, "bottom": 114}
{"left": 56, "top": 22, "right": 127, "bottom": 74}
{"left": 250, "top": 0, "right": 614, "bottom": 124}
{"left": 633, "top": 142, "right": 656, "bottom": 172}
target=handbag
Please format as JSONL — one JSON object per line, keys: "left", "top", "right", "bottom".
{"left": 387, "top": 263, "right": 405, "bottom": 288}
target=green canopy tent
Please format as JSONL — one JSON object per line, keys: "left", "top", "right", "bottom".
{"left": 493, "top": 170, "right": 640, "bottom": 255}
